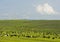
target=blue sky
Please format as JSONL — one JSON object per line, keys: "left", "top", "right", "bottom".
{"left": 0, "top": 0, "right": 60, "bottom": 20}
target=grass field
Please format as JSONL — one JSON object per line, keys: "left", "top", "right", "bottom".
{"left": 0, "top": 20, "right": 60, "bottom": 42}
{"left": 0, "top": 38, "right": 60, "bottom": 42}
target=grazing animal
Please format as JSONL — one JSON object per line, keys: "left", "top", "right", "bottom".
{"left": 26, "top": 36, "right": 31, "bottom": 38}
{"left": 10, "top": 34, "right": 19, "bottom": 37}
{"left": 52, "top": 37, "right": 55, "bottom": 39}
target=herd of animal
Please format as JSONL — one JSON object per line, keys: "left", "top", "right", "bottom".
{"left": 0, "top": 31, "right": 60, "bottom": 39}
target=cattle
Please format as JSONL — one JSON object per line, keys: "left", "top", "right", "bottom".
{"left": 10, "top": 34, "right": 20, "bottom": 38}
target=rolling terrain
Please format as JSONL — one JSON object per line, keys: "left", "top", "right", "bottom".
{"left": 0, "top": 20, "right": 60, "bottom": 42}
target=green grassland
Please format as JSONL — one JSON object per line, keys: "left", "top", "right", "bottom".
{"left": 0, "top": 20, "right": 60, "bottom": 42}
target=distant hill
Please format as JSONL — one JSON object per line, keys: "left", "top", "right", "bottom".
{"left": 0, "top": 20, "right": 60, "bottom": 33}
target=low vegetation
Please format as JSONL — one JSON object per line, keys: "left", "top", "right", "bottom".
{"left": 0, "top": 20, "right": 60, "bottom": 42}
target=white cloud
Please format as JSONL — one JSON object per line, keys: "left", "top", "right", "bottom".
{"left": 36, "top": 3, "right": 58, "bottom": 15}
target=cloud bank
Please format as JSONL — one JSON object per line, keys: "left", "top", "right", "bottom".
{"left": 36, "top": 3, "right": 58, "bottom": 15}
